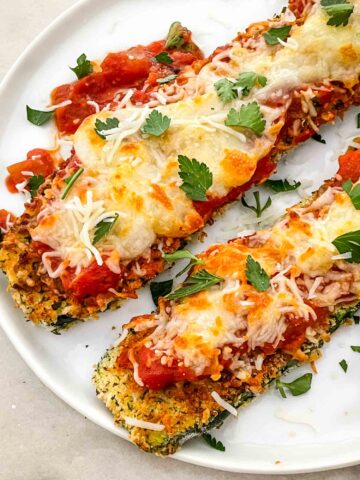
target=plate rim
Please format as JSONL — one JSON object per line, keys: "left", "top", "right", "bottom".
{"left": 1, "top": 0, "right": 360, "bottom": 474}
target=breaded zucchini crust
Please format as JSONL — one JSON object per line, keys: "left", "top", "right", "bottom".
{"left": 93, "top": 304, "right": 359, "bottom": 455}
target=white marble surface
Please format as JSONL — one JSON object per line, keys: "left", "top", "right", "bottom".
{"left": 1, "top": 1, "right": 360, "bottom": 479}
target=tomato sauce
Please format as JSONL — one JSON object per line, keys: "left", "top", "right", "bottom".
{"left": 52, "top": 35, "right": 203, "bottom": 135}
{"left": 5, "top": 149, "right": 55, "bottom": 194}
{"left": 0, "top": 209, "right": 15, "bottom": 233}
{"left": 337, "top": 149, "right": 360, "bottom": 183}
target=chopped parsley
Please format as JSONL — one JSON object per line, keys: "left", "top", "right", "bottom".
{"left": 235, "top": 72, "right": 267, "bottom": 97}
{"left": 332, "top": 230, "right": 360, "bottom": 263}
{"left": 214, "top": 78, "right": 238, "bottom": 104}
{"left": 92, "top": 214, "right": 119, "bottom": 244}
{"left": 343, "top": 180, "right": 360, "bottom": 209}
{"left": 157, "top": 74, "right": 178, "bottom": 84}
{"left": 245, "top": 255, "right": 270, "bottom": 292}
{"left": 202, "top": 433, "right": 226, "bottom": 452}
{"left": 150, "top": 280, "right": 174, "bottom": 306}
{"left": 153, "top": 52, "right": 174, "bottom": 65}
{"left": 164, "top": 249, "right": 205, "bottom": 277}
{"left": 320, "top": 0, "right": 354, "bottom": 27}
{"left": 241, "top": 191, "right": 272, "bottom": 217}
{"left": 70, "top": 53, "right": 93, "bottom": 79}
{"left": 26, "top": 106, "right": 53, "bottom": 126}
{"left": 312, "top": 133, "right": 326, "bottom": 144}
{"left": 339, "top": 359, "right": 348, "bottom": 372}
{"left": 28, "top": 175, "right": 44, "bottom": 200}
{"left": 225, "top": 102, "right": 266, "bottom": 136}
{"left": 264, "top": 179, "right": 301, "bottom": 193}
{"left": 165, "top": 269, "right": 223, "bottom": 301}
{"left": 94, "top": 117, "right": 119, "bottom": 139}
{"left": 61, "top": 168, "right": 84, "bottom": 200}
{"left": 178, "top": 155, "right": 213, "bottom": 201}
{"left": 165, "top": 21, "right": 186, "bottom": 49}
{"left": 141, "top": 110, "right": 171, "bottom": 136}
{"left": 263, "top": 25, "right": 292, "bottom": 45}
{"left": 276, "top": 373, "right": 313, "bottom": 398}
{"left": 357, "top": 113, "right": 360, "bottom": 129}
{"left": 351, "top": 345, "right": 360, "bottom": 352}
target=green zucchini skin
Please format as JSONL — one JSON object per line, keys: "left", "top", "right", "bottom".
{"left": 93, "top": 301, "right": 360, "bottom": 456}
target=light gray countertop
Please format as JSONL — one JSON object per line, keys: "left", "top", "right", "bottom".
{"left": 0, "top": 2, "right": 359, "bottom": 479}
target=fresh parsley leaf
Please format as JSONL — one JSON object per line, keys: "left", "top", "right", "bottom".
{"left": 264, "top": 179, "right": 301, "bottom": 193}
{"left": 61, "top": 168, "right": 84, "bottom": 200}
{"left": 241, "top": 191, "right": 272, "bottom": 217}
{"left": 70, "top": 53, "right": 93, "bottom": 79}
{"left": 357, "top": 113, "right": 360, "bottom": 129}
{"left": 321, "top": 0, "right": 354, "bottom": 27}
{"left": 263, "top": 25, "right": 292, "bottom": 45}
{"left": 343, "top": 180, "right": 360, "bottom": 209}
{"left": 165, "top": 21, "right": 186, "bottom": 49}
{"left": 351, "top": 345, "right": 360, "bottom": 352}
{"left": 94, "top": 117, "right": 119, "bottom": 139}
{"left": 339, "top": 359, "right": 348, "bottom": 372}
{"left": 93, "top": 214, "right": 119, "bottom": 244}
{"left": 225, "top": 102, "right": 266, "bottom": 136}
{"left": 141, "top": 110, "right": 171, "bottom": 136}
{"left": 178, "top": 155, "right": 213, "bottom": 201}
{"left": 28, "top": 175, "right": 44, "bottom": 199}
{"left": 165, "top": 269, "right": 223, "bottom": 301}
{"left": 150, "top": 280, "right": 174, "bottom": 306}
{"left": 202, "top": 433, "right": 226, "bottom": 452}
{"left": 214, "top": 78, "right": 237, "bottom": 104}
{"left": 276, "top": 373, "right": 312, "bottom": 398}
{"left": 153, "top": 52, "right": 173, "bottom": 65}
{"left": 164, "top": 249, "right": 205, "bottom": 277}
{"left": 157, "top": 74, "right": 178, "bottom": 84}
{"left": 332, "top": 230, "right": 360, "bottom": 263}
{"left": 26, "top": 106, "right": 53, "bottom": 126}
{"left": 312, "top": 133, "right": 326, "bottom": 144}
{"left": 245, "top": 255, "right": 270, "bottom": 292}
{"left": 235, "top": 72, "right": 267, "bottom": 97}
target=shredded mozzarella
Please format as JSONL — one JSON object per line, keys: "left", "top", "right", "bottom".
{"left": 123, "top": 416, "right": 165, "bottom": 431}
{"left": 211, "top": 391, "right": 238, "bottom": 417}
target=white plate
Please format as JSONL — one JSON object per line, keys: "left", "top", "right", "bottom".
{"left": 1, "top": 0, "right": 360, "bottom": 474}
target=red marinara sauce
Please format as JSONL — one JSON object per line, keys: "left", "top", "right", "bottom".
{"left": 5, "top": 148, "right": 55, "bottom": 194}
{"left": 51, "top": 32, "right": 203, "bottom": 135}
{"left": 117, "top": 305, "right": 330, "bottom": 390}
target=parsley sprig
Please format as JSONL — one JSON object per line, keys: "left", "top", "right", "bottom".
{"left": 93, "top": 214, "right": 119, "bottom": 244}
{"left": 153, "top": 52, "right": 173, "bottom": 65}
{"left": 264, "top": 179, "right": 301, "bottom": 193}
{"left": 225, "top": 102, "right": 266, "bottom": 136}
{"left": 321, "top": 0, "right": 354, "bottom": 27}
{"left": 245, "top": 255, "right": 270, "bottom": 292}
{"left": 241, "top": 191, "right": 272, "bottom": 217}
{"left": 165, "top": 22, "right": 186, "bottom": 49}
{"left": 26, "top": 106, "right": 53, "bottom": 126}
{"left": 263, "top": 25, "right": 292, "bottom": 45}
{"left": 95, "top": 118, "right": 120, "bottom": 139}
{"left": 339, "top": 359, "right": 348, "bottom": 372}
{"left": 214, "top": 73, "right": 267, "bottom": 104}
{"left": 332, "top": 230, "right": 360, "bottom": 263}
{"left": 164, "top": 249, "right": 205, "bottom": 277}
{"left": 342, "top": 180, "right": 360, "bottom": 209}
{"left": 150, "top": 280, "right": 174, "bottom": 306}
{"left": 28, "top": 175, "right": 44, "bottom": 199}
{"left": 61, "top": 168, "right": 84, "bottom": 200}
{"left": 236, "top": 72, "right": 267, "bottom": 97}
{"left": 165, "top": 269, "right": 223, "bottom": 301}
{"left": 202, "top": 433, "right": 226, "bottom": 452}
{"left": 141, "top": 110, "right": 171, "bottom": 136}
{"left": 178, "top": 155, "right": 213, "bottom": 201}
{"left": 276, "top": 373, "right": 313, "bottom": 398}
{"left": 70, "top": 53, "right": 93, "bottom": 79}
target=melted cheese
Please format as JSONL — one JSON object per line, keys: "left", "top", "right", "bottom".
{"left": 145, "top": 182, "right": 360, "bottom": 378}
{"left": 32, "top": 0, "right": 360, "bottom": 273}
